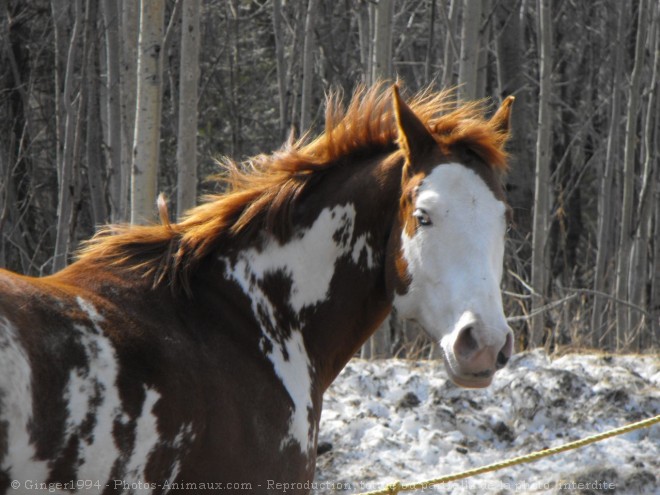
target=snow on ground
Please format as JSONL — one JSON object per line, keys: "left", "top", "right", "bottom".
{"left": 314, "top": 350, "right": 660, "bottom": 494}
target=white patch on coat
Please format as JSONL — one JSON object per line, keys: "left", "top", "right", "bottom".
{"left": 351, "top": 234, "right": 376, "bottom": 269}
{"left": 123, "top": 387, "right": 162, "bottom": 491}
{"left": 1, "top": 297, "right": 174, "bottom": 491}
{"left": 269, "top": 331, "right": 315, "bottom": 453}
{"left": 77, "top": 296, "right": 104, "bottom": 325}
{"left": 74, "top": 298, "right": 169, "bottom": 489}
{"left": 62, "top": 298, "right": 123, "bottom": 482}
{"left": 168, "top": 422, "right": 196, "bottom": 483}
{"left": 223, "top": 204, "right": 370, "bottom": 457}
{"left": 223, "top": 278, "right": 316, "bottom": 456}
{"left": 393, "top": 163, "right": 509, "bottom": 346}
{"left": 228, "top": 204, "right": 358, "bottom": 312}
{"left": 0, "top": 317, "right": 51, "bottom": 484}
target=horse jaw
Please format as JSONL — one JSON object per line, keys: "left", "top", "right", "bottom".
{"left": 393, "top": 163, "right": 513, "bottom": 388}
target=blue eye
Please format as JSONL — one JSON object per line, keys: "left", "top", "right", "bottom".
{"left": 414, "top": 208, "right": 432, "bottom": 226}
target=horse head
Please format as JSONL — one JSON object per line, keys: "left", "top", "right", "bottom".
{"left": 388, "top": 86, "right": 514, "bottom": 388}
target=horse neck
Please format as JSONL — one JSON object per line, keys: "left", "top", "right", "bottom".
{"left": 215, "top": 152, "right": 404, "bottom": 392}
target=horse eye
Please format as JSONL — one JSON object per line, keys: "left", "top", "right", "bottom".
{"left": 414, "top": 208, "right": 432, "bottom": 226}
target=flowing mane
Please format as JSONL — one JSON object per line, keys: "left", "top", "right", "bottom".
{"left": 76, "top": 83, "right": 509, "bottom": 292}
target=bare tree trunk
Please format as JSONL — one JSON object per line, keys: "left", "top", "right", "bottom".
{"left": 458, "top": 0, "right": 482, "bottom": 100}
{"left": 615, "top": 0, "right": 649, "bottom": 348}
{"left": 362, "top": 0, "right": 394, "bottom": 357}
{"left": 649, "top": 1, "right": 660, "bottom": 348}
{"left": 101, "top": 0, "right": 122, "bottom": 221}
{"left": 630, "top": 0, "right": 658, "bottom": 348}
{"left": 86, "top": 0, "right": 107, "bottom": 226}
{"left": 441, "top": 0, "right": 460, "bottom": 89}
{"left": 272, "top": 0, "right": 289, "bottom": 140}
{"left": 226, "top": 0, "right": 243, "bottom": 156}
{"left": 652, "top": 130, "right": 660, "bottom": 347}
{"left": 372, "top": 0, "right": 394, "bottom": 82}
{"left": 0, "top": 138, "right": 8, "bottom": 268}
{"left": 50, "top": 0, "right": 68, "bottom": 188}
{"left": 299, "top": 0, "right": 318, "bottom": 132}
{"left": 357, "top": 0, "right": 373, "bottom": 83}
{"left": 495, "top": 0, "right": 533, "bottom": 234}
{"left": 365, "top": 0, "right": 395, "bottom": 358}
{"left": 176, "top": 0, "right": 200, "bottom": 219}
{"left": 529, "top": 0, "right": 552, "bottom": 348}
{"left": 475, "top": 0, "right": 490, "bottom": 99}
{"left": 591, "top": 2, "right": 627, "bottom": 349}
{"left": 0, "top": 9, "right": 33, "bottom": 273}
{"left": 650, "top": 184, "right": 660, "bottom": 347}
{"left": 53, "top": 0, "right": 83, "bottom": 272}
{"left": 131, "top": 0, "right": 164, "bottom": 225}
{"left": 424, "top": 0, "right": 437, "bottom": 84}
{"left": 120, "top": 0, "right": 139, "bottom": 222}
{"left": 162, "top": 0, "right": 183, "bottom": 146}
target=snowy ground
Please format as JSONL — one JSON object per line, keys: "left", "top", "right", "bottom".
{"left": 313, "top": 350, "right": 660, "bottom": 495}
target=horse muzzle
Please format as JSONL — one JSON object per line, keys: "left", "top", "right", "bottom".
{"left": 441, "top": 313, "right": 513, "bottom": 389}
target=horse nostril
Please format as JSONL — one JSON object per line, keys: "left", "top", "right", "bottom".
{"left": 455, "top": 325, "right": 479, "bottom": 358}
{"left": 496, "top": 350, "right": 509, "bottom": 369}
{"left": 496, "top": 332, "right": 512, "bottom": 369}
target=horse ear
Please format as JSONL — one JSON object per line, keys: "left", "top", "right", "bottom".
{"left": 490, "top": 95, "right": 515, "bottom": 135}
{"left": 393, "top": 85, "right": 437, "bottom": 170}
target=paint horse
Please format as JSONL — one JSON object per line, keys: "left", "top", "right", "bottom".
{"left": 0, "top": 85, "right": 514, "bottom": 494}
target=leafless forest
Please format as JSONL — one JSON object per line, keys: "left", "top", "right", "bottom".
{"left": 0, "top": 0, "right": 658, "bottom": 354}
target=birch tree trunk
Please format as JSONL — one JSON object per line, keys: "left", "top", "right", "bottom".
{"left": 615, "top": 0, "right": 648, "bottom": 348}
{"left": 176, "top": 0, "right": 200, "bottom": 218}
{"left": 458, "top": 0, "right": 481, "bottom": 100}
{"left": 101, "top": 0, "right": 122, "bottom": 221}
{"left": 120, "top": 0, "right": 139, "bottom": 222}
{"left": 591, "top": 3, "right": 627, "bottom": 349}
{"left": 299, "top": 0, "right": 318, "bottom": 133}
{"left": 529, "top": 0, "right": 553, "bottom": 348}
{"left": 131, "top": 0, "right": 164, "bottom": 225}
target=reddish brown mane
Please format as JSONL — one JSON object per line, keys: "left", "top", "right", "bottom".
{"left": 76, "top": 83, "right": 509, "bottom": 291}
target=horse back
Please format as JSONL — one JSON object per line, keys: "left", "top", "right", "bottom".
{"left": 0, "top": 266, "right": 316, "bottom": 493}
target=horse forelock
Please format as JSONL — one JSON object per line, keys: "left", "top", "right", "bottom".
{"left": 75, "top": 83, "right": 509, "bottom": 293}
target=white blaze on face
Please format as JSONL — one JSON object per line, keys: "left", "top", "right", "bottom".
{"left": 394, "top": 163, "right": 508, "bottom": 351}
